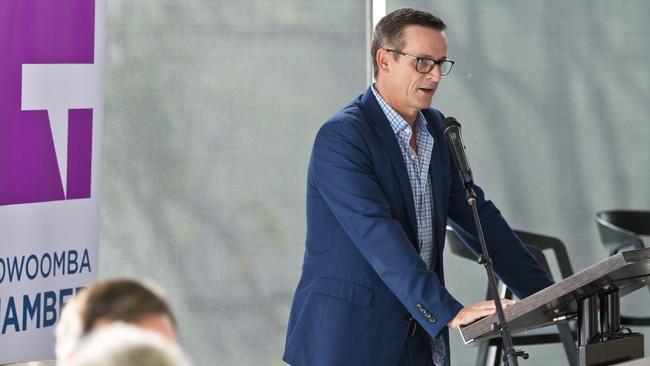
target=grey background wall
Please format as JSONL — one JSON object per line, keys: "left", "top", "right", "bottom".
{"left": 389, "top": 1, "right": 650, "bottom": 364}
{"left": 99, "top": 1, "right": 650, "bottom": 365}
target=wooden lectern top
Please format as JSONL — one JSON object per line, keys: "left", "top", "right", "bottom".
{"left": 459, "top": 248, "right": 650, "bottom": 343}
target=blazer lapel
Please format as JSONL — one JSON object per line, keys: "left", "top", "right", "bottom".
{"left": 359, "top": 88, "right": 418, "bottom": 243}
{"left": 423, "top": 109, "right": 446, "bottom": 268}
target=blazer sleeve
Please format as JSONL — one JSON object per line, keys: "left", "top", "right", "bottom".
{"left": 309, "top": 118, "right": 463, "bottom": 337}
{"left": 445, "top": 154, "right": 554, "bottom": 299}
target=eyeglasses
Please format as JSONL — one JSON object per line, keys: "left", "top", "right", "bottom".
{"left": 385, "top": 49, "right": 455, "bottom": 76}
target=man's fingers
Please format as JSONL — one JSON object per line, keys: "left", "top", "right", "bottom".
{"left": 471, "top": 301, "right": 495, "bottom": 310}
{"left": 463, "top": 299, "right": 516, "bottom": 320}
{"left": 448, "top": 299, "right": 519, "bottom": 329}
{"left": 502, "top": 299, "right": 517, "bottom": 308}
{"left": 460, "top": 307, "right": 496, "bottom": 323}
{"left": 473, "top": 308, "right": 496, "bottom": 319}
{"left": 482, "top": 308, "right": 497, "bottom": 316}
{"left": 479, "top": 299, "right": 517, "bottom": 309}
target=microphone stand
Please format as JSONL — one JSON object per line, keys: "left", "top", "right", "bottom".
{"left": 443, "top": 116, "right": 526, "bottom": 365}
{"left": 465, "top": 184, "right": 527, "bottom": 366}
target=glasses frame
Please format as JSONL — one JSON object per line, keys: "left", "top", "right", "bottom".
{"left": 384, "top": 49, "right": 455, "bottom": 76}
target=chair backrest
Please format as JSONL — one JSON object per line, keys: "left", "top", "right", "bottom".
{"left": 446, "top": 226, "right": 579, "bottom": 366}
{"left": 595, "top": 210, "right": 650, "bottom": 326}
{"left": 596, "top": 210, "right": 650, "bottom": 255}
{"left": 445, "top": 226, "right": 477, "bottom": 261}
{"left": 445, "top": 226, "right": 574, "bottom": 281}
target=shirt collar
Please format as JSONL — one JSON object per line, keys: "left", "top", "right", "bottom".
{"left": 371, "top": 84, "right": 427, "bottom": 138}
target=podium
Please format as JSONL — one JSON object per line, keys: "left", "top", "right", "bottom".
{"left": 459, "top": 248, "right": 650, "bottom": 366}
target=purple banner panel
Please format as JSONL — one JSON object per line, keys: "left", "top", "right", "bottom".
{"left": 67, "top": 109, "right": 93, "bottom": 199}
{"left": 0, "top": 0, "right": 95, "bottom": 206}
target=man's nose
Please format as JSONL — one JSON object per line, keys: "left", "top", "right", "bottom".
{"left": 426, "top": 64, "right": 442, "bottom": 82}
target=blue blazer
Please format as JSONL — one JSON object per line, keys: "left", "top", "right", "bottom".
{"left": 283, "top": 87, "right": 553, "bottom": 366}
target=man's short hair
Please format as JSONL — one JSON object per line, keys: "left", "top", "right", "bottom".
{"left": 371, "top": 8, "right": 447, "bottom": 78}
{"left": 76, "top": 278, "right": 176, "bottom": 334}
{"left": 64, "top": 323, "right": 191, "bottom": 366}
{"left": 55, "top": 278, "right": 176, "bottom": 360}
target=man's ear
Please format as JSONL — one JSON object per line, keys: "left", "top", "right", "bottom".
{"left": 376, "top": 48, "right": 391, "bottom": 75}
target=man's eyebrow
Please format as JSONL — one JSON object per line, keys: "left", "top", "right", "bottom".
{"left": 417, "top": 54, "right": 447, "bottom": 61}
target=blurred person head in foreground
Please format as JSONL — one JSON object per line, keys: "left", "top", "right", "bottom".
{"left": 64, "top": 323, "right": 191, "bottom": 366}
{"left": 55, "top": 277, "right": 177, "bottom": 362}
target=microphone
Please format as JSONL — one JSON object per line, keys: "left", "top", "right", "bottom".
{"left": 443, "top": 117, "right": 524, "bottom": 365}
{"left": 443, "top": 116, "right": 474, "bottom": 189}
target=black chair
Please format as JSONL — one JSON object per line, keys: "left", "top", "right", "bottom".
{"left": 446, "top": 227, "right": 577, "bottom": 366}
{"left": 595, "top": 210, "right": 650, "bottom": 326}
{"left": 595, "top": 210, "right": 650, "bottom": 255}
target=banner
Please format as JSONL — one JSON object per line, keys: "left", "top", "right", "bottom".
{"left": 0, "top": 0, "right": 105, "bottom": 362}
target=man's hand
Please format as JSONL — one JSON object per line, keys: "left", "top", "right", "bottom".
{"left": 447, "top": 299, "right": 516, "bottom": 329}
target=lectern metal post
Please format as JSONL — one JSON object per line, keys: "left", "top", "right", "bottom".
{"left": 599, "top": 290, "right": 621, "bottom": 336}
{"left": 577, "top": 288, "right": 644, "bottom": 366}
{"left": 577, "top": 295, "right": 598, "bottom": 346}
{"left": 458, "top": 248, "right": 650, "bottom": 366}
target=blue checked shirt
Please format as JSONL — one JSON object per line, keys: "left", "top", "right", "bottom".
{"left": 371, "top": 85, "right": 435, "bottom": 270}
{"left": 372, "top": 86, "right": 446, "bottom": 365}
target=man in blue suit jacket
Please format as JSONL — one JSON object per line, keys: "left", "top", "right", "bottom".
{"left": 283, "top": 8, "right": 553, "bottom": 366}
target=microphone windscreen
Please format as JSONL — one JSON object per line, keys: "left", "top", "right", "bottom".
{"left": 443, "top": 116, "right": 460, "bottom": 131}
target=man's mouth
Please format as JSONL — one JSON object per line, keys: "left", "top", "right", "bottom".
{"left": 418, "top": 87, "right": 434, "bottom": 93}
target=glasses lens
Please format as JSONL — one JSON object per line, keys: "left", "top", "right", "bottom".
{"left": 416, "top": 58, "right": 435, "bottom": 74}
{"left": 440, "top": 61, "right": 453, "bottom": 76}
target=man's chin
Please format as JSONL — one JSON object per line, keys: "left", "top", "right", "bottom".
{"left": 414, "top": 93, "right": 434, "bottom": 108}
{"left": 417, "top": 99, "right": 433, "bottom": 110}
